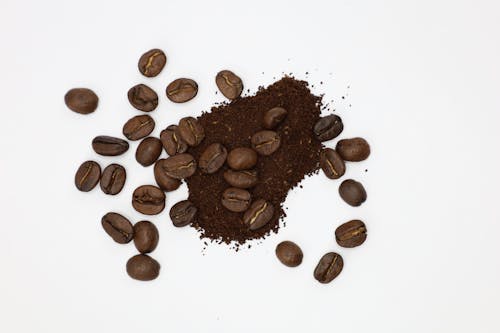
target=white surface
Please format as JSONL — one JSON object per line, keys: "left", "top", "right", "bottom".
{"left": 1, "top": 0, "right": 499, "bottom": 332}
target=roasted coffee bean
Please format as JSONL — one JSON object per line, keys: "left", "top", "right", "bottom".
{"left": 313, "top": 115, "right": 343, "bottom": 141}
{"left": 223, "top": 169, "right": 258, "bottom": 189}
{"left": 132, "top": 185, "right": 166, "bottom": 215}
{"left": 251, "top": 130, "right": 281, "bottom": 156}
{"left": 100, "top": 164, "right": 126, "bottom": 195}
{"left": 178, "top": 117, "right": 205, "bottom": 147}
{"left": 215, "top": 70, "right": 243, "bottom": 100}
{"left": 170, "top": 200, "right": 197, "bottom": 227}
{"left": 166, "top": 78, "right": 198, "bottom": 103}
{"left": 314, "top": 252, "right": 343, "bottom": 284}
{"left": 335, "top": 220, "right": 367, "bottom": 248}
{"left": 221, "top": 188, "right": 251, "bottom": 212}
{"left": 336, "top": 137, "right": 370, "bottom": 161}
{"left": 162, "top": 153, "right": 196, "bottom": 179}
{"left": 243, "top": 199, "right": 274, "bottom": 230}
{"left": 154, "top": 159, "right": 182, "bottom": 192}
{"left": 123, "top": 115, "right": 155, "bottom": 141}
{"left": 227, "top": 147, "right": 258, "bottom": 170}
{"left": 263, "top": 107, "right": 287, "bottom": 129}
{"left": 320, "top": 148, "right": 345, "bottom": 179}
{"left": 339, "top": 179, "right": 367, "bottom": 207}
{"left": 92, "top": 136, "right": 129, "bottom": 156}
{"left": 74, "top": 161, "right": 101, "bottom": 192}
{"left": 127, "top": 84, "right": 158, "bottom": 112}
{"left": 101, "top": 212, "right": 134, "bottom": 244}
{"left": 136, "top": 137, "right": 162, "bottom": 167}
{"left": 199, "top": 143, "right": 227, "bottom": 174}
{"left": 138, "top": 48, "right": 166, "bottom": 77}
{"left": 65, "top": 88, "right": 98, "bottom": 114}
{"left": 160, "top": 125, "right": 188, "bottom": 156}
{"left": 133, "top": 221, "right": 159, "bottom": 253}
{"left": 126, "top": 254, "right": 160, "bottom": 281}
{"left": 275, "top": 241, "right": 303, "bottom": 267}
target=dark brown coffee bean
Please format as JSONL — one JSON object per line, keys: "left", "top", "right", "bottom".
{"left": 138, "top": 48, "right": 166, "bottom": 77}
{"left": 133, "top": 221, "right": 159, "bottom": 253}
{"left": 263, "top": 107, "right": 287, "bottom": 129}
{"left": 170, "top": 200, "right": 197, "bottom": 227}
{"left": 123, "top": 115, "right": 155, "bottom": 141}
{"left": 215, "top": 70, "right": 243, "bottom": 100}
{"left": 162, "top": 153, "right": 197, "bottom": 179}
{"left": 74, "top": 161, "right": 101, "bottom": 192}
{"left": 154, "top": 159, "right": 182, "bottom": 192}
{"left": 251, "top": 130, "right": 281, "bottom": 156}
{"left": 127, "top": 84, "right": 158, "bottom": 112}
{"left": 221, "top": 188, "right": 251, "bottom": 213}
{"left": 223, "top": 169, "right": 258, "bottom": 189}
{"left": 132, "top": 185, "right": 166, "bottom": 215}
{"left": 313, "top": 115, "right": 343, "bottom": 141}
{"left": 101, "top": 212, "right": 134, "bottom": 244}
{"left": 178, "top": 117, "right": 205, "bottom": 147}
{"left": 336, "top": 137, "right": 370, "bottom": 161}
{"left": 335, "top": 220, "right": 367, "bottom": 248}
{"left": 275, "top": 241, "right": 303, "bottom": 267}
{"left": 136, "top": 137, "right": 162, "bottom": 167}
{"left": 199, "top": 143, "right": 227, "bottom": 174}
{"left": 320, "top": 148, "right": 345, "bottom": 179}
{"left": 126, "top": 254, "right": 160, "bottom": 281}
{"left": 314, "top": 252, "right": 343, "bottom": 284}
{"left": 243, "top": 199, "right": 274, "bottom": 230}
{"left": 339, "top": 179, "right": 367, "bottom": 206}
{"left": 227, "top": 147, "right": 258, "bottom": 170}
{"left": 65, "top": 88, "right": 98, "bottom": 114}
{"left": 92, "top": 136, "right": 129, "bottom": 156}
{"left": 166, "top": 78, "right": 198, "bottom": 103}
{"left": 160, "top": 125, "right": 188, "bottom": 156}
{"left": 100, "top": 164, "right": 126, "bottom": 195}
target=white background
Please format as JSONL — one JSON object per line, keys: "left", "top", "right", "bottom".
{"left": 0, "top": 0, "right": 499, "bottom": 332}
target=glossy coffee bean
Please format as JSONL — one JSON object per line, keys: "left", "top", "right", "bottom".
{"left": 320, "top": 148, "right": 345, "bottom": 179}
{"left": 100, "top": 164, "right": 126, "bottom": 195}
{"left": 101, "top": 212, "right": 134, "bottom": 244}
{"left": 162, "top": 154, "right": 197, "bottom": 179}
{"left": 223, "top": 169, "right": 258, "bottom": 189}
{"left": 199, "top": 143, "right": 227, "bottom": 174}
{"left": 314, "top": 252, "right": 343, "bottom": 284}
{"left": 263, "top": 107, "right": 287, "bottom": 129}
{"left": 74, "top": 161, "right": 101, "bottom": 192}
{"left": 138, "top": 48, "right": 166, "bottom": 77}
{"left": 170, "top": 200, "right": 197, "bottom": 227}
{"left": 178, "top": 117, "right": 205, "bottom": 147}
{"left": 127, "top": 84, "right": 158, "bottom": 112}
{"left": 336, "top": 137, "right": 370, "bottom": 162}
{"left": 132, "top": 185, "right": 166, "bottom": 215}
{"left": 227, "top": 147, "right": 257, "bottom": 170}
{"left": 251, "top": 130, "right": 281, "bottom": 156}
{"left": 136, "top": 137, "right": 162, "bottom": 167}
{"left": 92, "top": 136, "right": 129, "bottom": 156}
{"left": 335, "top": 220, "right": 367, "bottom": 248}
{"left": 243, "top": 199, "right": 274, "bottom": 230}
{"left": 133, "top": 221, "right": 159, "bottom": 254}
{"left": 275, "top": 241, "right": 303, "bottom": 267}
{"left": 154, "top": 159, "right": 182, "bottom": 192}
{"left": 221, "top": 188, "right": 251, "bottom": 212}
{"left": 313, "top": 115, "right": 343, "bottom": 142}
{"left": 339, "top": 179, "right": 367, "bottom": 207}
{"left": 126, "top": 254, "right": 160, "bottom": 281}
{"left": 123, "top": 115, "right": 155, "bottom": 141}
{"left": 65, "top": 88, "right": 98, "bottom": 114}
{"left": 215, "top": 70, "right": 243, "bottom": 100}
{"left": 166, "top": 78, "right": 198, "bottom": 103}
{"left": 160, "top": 125, "right": 188, "bottom": 156}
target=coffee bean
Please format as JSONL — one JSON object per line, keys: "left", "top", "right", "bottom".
{"left": 126, "top": 254, "right": 160, "bottom": 281}
{"left": 123, "top": 115, "right": 155, "bottom": 141}
{"left": 166, "top": 78, "right": 198, "bottom": 103}
{"left": 263, "top": 107, "right": 287, "bottom": 129}
{"left": 101, "top": 212, "right": 134, "bottom": 244}
{"left": 138, "top": 48, "right": 166, "bottom": 77}
{"left": 320, "top": 148, "right": 345, "bottom": 179}
{"left": 161, "top": 153, "right": 197, "bottom": 179}
{"left": 160, "top": 125, "right": 188, "bottom": 156}
{"left": 65, "top": 88, "right": 98, "bottom": 114}
{"left": 215, "top": 70, "right": 243, "bottom": 100}
{"left": 227, "top": 147, "right": 258, "bottom": 170}
{"left": 314, "top": 252, "right": 343, "bottom": 284}
{"left": 243, "top": 199, "right": 274, "bottom": 230}
{"left": 170, "top": 200, "right": 197, "bottom": 227}
{"left": 92, "top": 136, "right": 129, "bottom": 156}
{"left": 251, "top": 130, "right": 281, "bottom": 156}
{"left": 127, "top": 84, "right": 158, "bottom": 112}
{"left": 133, "top": 221, "right": 159, "bottom": 253}
{"left": 223, "top": 169, "right": 258, "bottom": 189}
{"left": 335, "top": 220, "right": 367, "bottom": 248}
{"left": 178, "top": 117, "right": 205, "bottom": 147}
{"left": 339, "top": 179, "right": 367, "bottom": 206}
{"left": 221, "top": 188, "right": 251, "bottom": 212}
{"left": 136, "top": 137, "right": 162, "bottom": 167}
{"left": 100, "top": 164, "right": 126, "bottom": 195}
{"left": 199, "top": 143, "right": 227, "bottom": 174}
{"left": 313, "top": 115, "right": 343, "bottom": 142}
{"left": 132, "top": 185, "right": 166, "bottom": 215}
{"left": 336, "top": 137, "right": 370, "bottom": 161}
{"left": 74, "top": 161, "right": 101, "bottom": 192}
{"left": 154, "top": 159, "right": 182, "bottom": 192}
{"left": 275, "top": 241, "right": 303, "bottom": 267}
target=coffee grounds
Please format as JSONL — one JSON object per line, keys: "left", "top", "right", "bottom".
{"left": 185, "top": 77, "right": 323, "bottom": 245}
